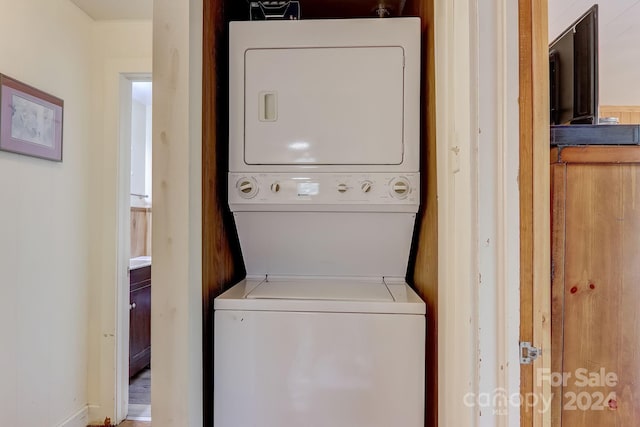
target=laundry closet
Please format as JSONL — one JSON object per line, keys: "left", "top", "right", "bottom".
{"left": 201, "top": 1, "right": 438, "bottom": 426}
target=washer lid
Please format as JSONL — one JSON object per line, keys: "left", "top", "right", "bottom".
{"left": 246, "top": 278, "right": 394, "bottom": 302}
{"left": 214, "top": 277, "right": 426, "bottom": 315}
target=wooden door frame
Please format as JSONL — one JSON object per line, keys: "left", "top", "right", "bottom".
{"left": 519, "top": 0, "right": 551, "bottom": 426}
{"left": 432, "top": 0, "right": 476, "bottom": 424}
{"left": 435, "top": 0, "right": 550, "bottom": 424}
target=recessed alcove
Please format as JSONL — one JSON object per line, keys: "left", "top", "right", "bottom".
{"left": 201, "top": 1, "right": 437, "bottom": 425}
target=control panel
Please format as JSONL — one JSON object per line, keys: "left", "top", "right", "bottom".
{"left": 229, "top": 173, "right": 419, "bottom": 212}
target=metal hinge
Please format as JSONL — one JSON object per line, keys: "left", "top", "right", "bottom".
{"left": 520, "top": 341, "right": 542, "bottom": 364}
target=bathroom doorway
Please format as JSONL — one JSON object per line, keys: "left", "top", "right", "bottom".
{"left": 120, "top": 77, "right": 153, "bottom": 422}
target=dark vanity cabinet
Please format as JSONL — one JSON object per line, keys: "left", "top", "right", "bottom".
{"left": 129, "top": 265, "right": 151, "bottom": 378}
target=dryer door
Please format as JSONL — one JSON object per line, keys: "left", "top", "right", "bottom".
{"left": 244, "top": 46, "right": 405, "bottom": 165}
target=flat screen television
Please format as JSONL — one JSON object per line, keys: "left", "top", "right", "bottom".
{"left": 549, "top": 5, "right": 598, "bottom": 125}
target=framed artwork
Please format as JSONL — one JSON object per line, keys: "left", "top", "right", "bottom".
{"left": 0, "top": 73, "right": 63, "bottom": 162}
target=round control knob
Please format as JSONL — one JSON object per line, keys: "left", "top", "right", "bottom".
{"left": 270, "top": 182, "right": 281, "bottom": 193}
{"left": 236, "top": 177, "right": 258, "bottom": 199}
{"left": 360, "top": 181, "right": 373, "bottom": 193}
{"left": 337, "top": 183, "right": 348, "bottom": 193}
{"left": 390, "top": 177, "right": 410, "bottom": 199}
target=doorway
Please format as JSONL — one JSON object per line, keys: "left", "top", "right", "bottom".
{"left": 119, "top": 76, "right": 153, "bottom": 423}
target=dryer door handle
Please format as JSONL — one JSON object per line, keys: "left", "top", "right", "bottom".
{"left": 259, "top": 91, "right": 278, "bottom": 122}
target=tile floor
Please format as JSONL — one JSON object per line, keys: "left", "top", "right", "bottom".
{"left": 129, "top": 368, "right": 151, "bottom": 404}
{"left": 127, "top": 367, "right": 151, "bottom": 422}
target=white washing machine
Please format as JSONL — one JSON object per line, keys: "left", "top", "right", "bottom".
{"left": 215, "top": 18, "right": 425, "bottom": 427}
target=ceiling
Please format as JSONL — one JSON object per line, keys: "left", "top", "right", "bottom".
{"left": 70, "top": 0, "right": 152, "bottom": 20}
{"left": 549, "top": 0, "right": 640, "bottom": 48}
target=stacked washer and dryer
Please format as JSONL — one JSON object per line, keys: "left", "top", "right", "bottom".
{"left": 214, "top": 17, "right": 426, "bottom": 427}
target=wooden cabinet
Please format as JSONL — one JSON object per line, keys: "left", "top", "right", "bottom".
{"left": 551, "top": 145, "right": 640, "bottom": 426}
{"left": 130, "top": 265, "right": 151, "bottom": 378}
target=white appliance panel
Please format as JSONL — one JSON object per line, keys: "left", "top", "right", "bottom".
{"left": 244, "top": 47, "right": 404, "bottom": 165}
{"left": 233, "top": 212, "right": 416, "bottom": 277}
{"left": 228, "top": 172, "right": 419, "bottom": 212}
{"left": 228, "top": 18, "right": 421, "bottom": 173}
{"left": 214, "top": 310, "right": 425, "bottom": 427}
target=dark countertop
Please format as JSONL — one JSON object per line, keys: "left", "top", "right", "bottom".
{"left": 550, "top": 124, "right": 640, "bottom": 146}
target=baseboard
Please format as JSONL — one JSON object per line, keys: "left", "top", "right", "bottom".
{"left": 56, "top": 406, "right": 89, "bottom": 427}
{"left": 87, "top": 405, "right": 105, "bottom": 426}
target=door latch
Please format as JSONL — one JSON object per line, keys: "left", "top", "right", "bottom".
{"left": 520, "top": 341, "right": 541, "bottom": 364}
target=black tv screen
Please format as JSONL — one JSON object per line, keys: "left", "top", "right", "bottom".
{"left": 549, "top": 5, "right": 598, "bottom": 125}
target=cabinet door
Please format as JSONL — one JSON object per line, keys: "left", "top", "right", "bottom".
{"left": 130, "top": 283, "right": 151, "bottom": 377}
{"left": 559, "top": 162, "right": 640, "bottom": 426}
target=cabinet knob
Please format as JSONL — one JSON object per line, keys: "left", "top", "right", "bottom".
{"left": 130, "top": 302, "right": 137, "bottom": 310}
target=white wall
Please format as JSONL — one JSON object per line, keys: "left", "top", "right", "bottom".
{"left": 549, "top": 0, "right": 640, "bottom": 105}
{"left": 87, "top": 20, "right": 152, "bottom": 423}
{"left": 131, "top": 81, "right": 153, "bottom": 209}
{"left": 0, "top": 6, "right": 152, "bottom": 426}
{"left": 0, "top": 1, "right": 93, "bottom": 426}
{"left": 131, "top": 99, "right": 148, "bottom": 197}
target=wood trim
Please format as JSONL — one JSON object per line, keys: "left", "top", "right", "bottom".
{"left": 550, "top": 164, "right": 566, "bottom": 427}
{"left": 556, "top": 145, "right": 640, "bottom": 164}
{"left": 131, "top": 207, "right": 151, "bottom": 213}
{"left": 600, "top": 105, "right": 640, "bottom": 113}
{"left": 518, "top": 1, "right": 534, "bottom": 424}
{"left": 404, "top": 0, "right": 437, "bottom": 425}
{"left": 432, "top": 0, "right": 475, "bottom": 425}
{"left": 202, "top": 0, "right": 245, "bottom": 425}
{"left": 519, "top": 0, "right": 551, "bottom": 425}
{"left": 599, "top": 106, "right": 640, "bottom": 125}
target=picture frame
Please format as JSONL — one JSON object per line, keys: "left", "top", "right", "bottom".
{"left": 0, "top": 73, "right": 63, "bottom": 162}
